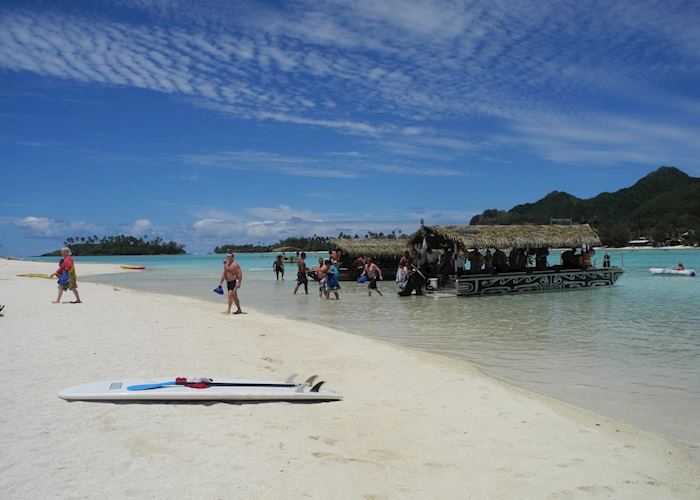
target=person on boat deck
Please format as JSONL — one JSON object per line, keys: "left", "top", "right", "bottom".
{"left": 399, "top": 251, "right": 411, "bottom": 269}
{"left": 535, "top": 247, "right": 549, "bottom": 271}
{"left": 439, "top": 250, "right": 454, "bottom": 286}
{"left": 561, "top": 248, "right": 576, "bottom": 268}
{"left": 603, "top": 252, "right": 611, "bottom": 268}
{"left": 455, "top": 249, "right": 466, "bottom": 276}
{"left": 493, "top": 248, "right": 508, "bottom": 273}
{"left": 410, "top": 248, "right": 420, "bottom": 267}
{"left": 426, "top": 248, "right": 439, "bottom": 273}
{"left": 509, "top": 247, "right": 527, "bottom": 271}
{"left": 467, "top": 248, "right": 481, "bottom": 274}
{"left": 674, "top": 263, "right": 685, "bottom": 270}
{"left": 582, "top": 248, "right": 595, "bottom": 269}
{"left": 273, "top": 255, "right": 285, "bottom": 280}
{"left": 52, "top": 247, "right": 81, "bottom": 304}
{"left": 483, "top": 249, "right": 494, "bottom": 273}
{"left": 397, "top": 251, "right": 414, "bottom": 283}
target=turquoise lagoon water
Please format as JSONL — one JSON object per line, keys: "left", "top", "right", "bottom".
{"left": 38, "top": 250, "right": 700, "bottom": 460}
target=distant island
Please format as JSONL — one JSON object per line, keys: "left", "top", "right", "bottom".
{"left": 42, "top": 235, "right": 186, "bottom": 256}
{"left": 469, "top": 166, "right": 700, "bottom": 247}
{"left": 214, "top": 232, "right": 407, "bottom": 253}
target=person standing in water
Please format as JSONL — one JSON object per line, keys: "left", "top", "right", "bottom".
{"left": 316, "top": 258, "right": 329, "bottom": 298}
{"left": 52, "top": 247, "right": 81, "bottom": 304}
{"left": 219, "top": 252, "right": 243, "bottom": 314}
{"left": 362, "top": 258, "right": 383, "bottom": 296}
{"left": 293, "top": 252, "right": 308, "bottom": 295}
{"left": 325, "top": 260, "right": 341, "bottom": 300}
{"left": 273, "top": 255, "right": 285, "bottom": 280}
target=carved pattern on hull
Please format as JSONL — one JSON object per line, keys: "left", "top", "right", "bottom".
{"left": 455, "top": 268, "right": 623, "bottom": 296}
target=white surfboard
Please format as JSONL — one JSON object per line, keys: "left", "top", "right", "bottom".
{"left": 649, "top": 267, "right": 696, "bottom": 277}
{"left": 57, "top": 377, "right": 341, "bottom": 402}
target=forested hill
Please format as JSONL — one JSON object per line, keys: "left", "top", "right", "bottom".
{"left": 42, "top": 235, "right": 186, "bottom": 256}
{"left": 469, "top": 166, "right": 700, "bottom": 246}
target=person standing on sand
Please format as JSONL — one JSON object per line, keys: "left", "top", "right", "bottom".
{"left": 52, "top": 247, "right": 81, "bottom": 304}
{"left": 293, "top": 252, "right": 308, "bottom": 295}
{"left": 362, "top": 258, "right": 383, "bottom": 296}
{"left": 219, "top": 252, "right": 243, "bottom": 314}
{"left": 273, "top": 255, "right": 285, "bottom": 280}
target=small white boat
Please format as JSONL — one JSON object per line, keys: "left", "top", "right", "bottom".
{"left": 649, "top": 268, "right": 696, "bottom": 277}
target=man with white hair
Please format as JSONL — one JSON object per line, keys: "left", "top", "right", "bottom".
{"left": 219, "top": 252, "right": 243, "bottom": 315}
{"left": 52, "top": 247, "right": 81, "bottom": 304}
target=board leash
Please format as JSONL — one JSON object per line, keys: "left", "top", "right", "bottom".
{"left": 127, "top": 374, "right": 318, "bottom": 391}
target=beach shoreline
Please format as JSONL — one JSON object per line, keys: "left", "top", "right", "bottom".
{"left": 1, "top": 257, "right": 698, "bottom": 498}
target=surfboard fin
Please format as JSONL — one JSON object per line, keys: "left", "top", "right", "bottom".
{"left": 285, "top": 374, "right": 298, "bottom": 384}
{"left": 311, "top": 381, "right": 325, "bottom": 392}
{"left": 303, "top": 375, "right": 318, "bottom": 386}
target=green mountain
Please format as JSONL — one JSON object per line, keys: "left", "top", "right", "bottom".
{"left": 469, "top": 167, "right": 700, "bottom": 246}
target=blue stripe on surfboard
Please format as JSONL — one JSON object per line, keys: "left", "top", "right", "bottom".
{"left": 127, "top": 381, "right": 178, "bottom": 391}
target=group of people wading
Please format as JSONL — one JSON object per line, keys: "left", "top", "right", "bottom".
{"left": 291, "top": 250, "right": 385, "bottom": 298}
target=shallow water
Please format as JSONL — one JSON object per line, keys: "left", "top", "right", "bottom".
{"left": 49, "top": 250, "right": 700, "bottom": 460}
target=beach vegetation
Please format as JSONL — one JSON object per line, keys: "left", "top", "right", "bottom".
{"left": 42, "top": 235, "right": 186, "bottom": 256}
{"left": 213, "top": 232, "right": 408, "bottom": 253}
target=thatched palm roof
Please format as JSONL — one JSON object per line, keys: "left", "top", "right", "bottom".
{"left": 331, "top": 238, "right": 408, "bottom": 258}
{"left": 407, "top": 224, "right": 601, "bottom": 249}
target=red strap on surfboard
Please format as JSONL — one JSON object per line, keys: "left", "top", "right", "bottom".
{"left": 175, "top": 377, "right": 210, "bottom": 389}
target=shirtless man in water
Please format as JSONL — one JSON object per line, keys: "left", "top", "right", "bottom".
{"left": 293, "top": 252, "right": 309, "bottom": 295}
{"left": 362, "top": 258, "right": 383, "bottom": 296}
{"left": 219, "top": 252, "right": 243, "bottom": 314}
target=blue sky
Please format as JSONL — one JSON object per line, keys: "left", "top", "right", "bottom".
{"left": 2, "top": 0, "right": 700, "bottom": 255}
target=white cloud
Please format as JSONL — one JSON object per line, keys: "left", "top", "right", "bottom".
{"left": 188, "top": 203, "right": 471, "bottom": 243}
{"left": 130, "top": 218, "right": 154, "bottom": 236}
{"left": 15, "top": 216, "right": 99, "bottom": 238}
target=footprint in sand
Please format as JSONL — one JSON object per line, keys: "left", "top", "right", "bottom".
{"left": 309, "top": 435, "right": 338, "bottom": 446}
{"left": 262, "top": 357, "right": 283, "bottom": 364}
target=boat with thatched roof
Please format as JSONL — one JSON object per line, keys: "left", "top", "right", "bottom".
{"left": 405, "top": 224, "right": 623, "bottom": 296}
{"left": 329, "top": 238, "right": 408, "bottom": 281}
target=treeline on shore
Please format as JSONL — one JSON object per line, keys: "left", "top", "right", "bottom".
{"left": 469, "top": 166, "right": 700, "bottom": 247}
{"left": 213, "top": 231, "right": 408, "bottom": 253}
{"left": 42, "top": 235, "right": 186, "bottom": 256}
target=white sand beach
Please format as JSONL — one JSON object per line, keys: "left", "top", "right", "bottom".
{"left": 1, "top": 258, "right": 698, "bottom": 499}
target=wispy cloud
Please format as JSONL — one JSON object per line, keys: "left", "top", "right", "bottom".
{"left": 15, "top": 216, "right": 101, "bottom": 238}
{"left": 1, "top": 1, "right": 700, "bottom": 167}
{"left": 174, "top": 149, "right": 463, "bottom": 178}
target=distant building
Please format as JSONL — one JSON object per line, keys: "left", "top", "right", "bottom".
{"left": 627, "top": 237, "right": 653, "bottom": 247}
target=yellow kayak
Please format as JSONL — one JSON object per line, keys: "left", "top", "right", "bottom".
{"left": 120, "top": 265, "right": 146, "bottom": 270}
{"left": 16, "top": 273, "right": 53, "bottom": 279}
